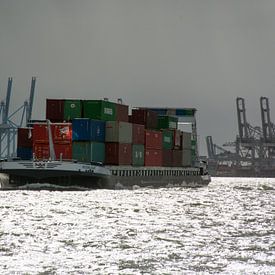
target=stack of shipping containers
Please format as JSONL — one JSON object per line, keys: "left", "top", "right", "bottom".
{"left": 72, "top": 118, "right": 105, "bottom": 163}
{"left": 104, "top": 102, "right": 132, "bottom": 165}
{"left": 157, "top": 116, "right": 177, "bottom": 167}
{"left": 16, "top": 98, "right": 193, "bottom": 168}
{"left": 131, "top": 109, "right": 162, "bottom": 166}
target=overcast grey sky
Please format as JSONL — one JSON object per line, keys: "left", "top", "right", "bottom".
{"left": 1, "top": 0, "right": 275, "bottom": 154}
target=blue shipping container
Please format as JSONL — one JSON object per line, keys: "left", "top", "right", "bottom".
{"left": 72, "top": 119, "right": 105, "bottom": 142}
{"left": 17, "top": 147, "right": 33, "bottom": 160}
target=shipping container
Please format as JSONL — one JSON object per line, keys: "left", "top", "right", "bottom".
{"left": 33, "top": 143, "right": 49, "bottom": 159}
{"left": 105, "top": 143, "right": 132, "bottom": 165}
{"left": 191, "top": 148, "right": 196, "bottom": 161}
{"left": 72, "top": 141, "right": 105, "bottom": 163}
{"left": 54, "top": 144, "right": 72, "bottom": 160}
{"left": 144, "top": 130, "right": 162, "bottom": 149}
{"left": 17, "top": 146, "right": 33, "bottom": 160}
{"left": 157, "top": 115, "right": 178, "bottom": 130}
{"left": 33, "top": 143, "right": 72, "bottom": 160}
{"left": 105, "top": 121, "right": 132, "bottom": 143}
{"left": 128, "top": 115, "right": 132, "bottom": 123}
{"left": 162, "top": 130, "right": 174, "bottom": 149}
{"left": 172, "top": 150, "right": 182, "bottom": 167}
{"left": 63, "top": 99, "right": 82, "bottom": 121}
{"left": 182, "top": 149, "right": 192, "bottom": 167}
{"left": 17, "top": 128, "right": 33, "bottom": 147}
{"left": 46, "top": 99, "right": 64, "bottom": 122}
{"left": 132, "top": 144, "right": 144, "bottom": 166}
{"left": 162, "top": 149, "right": 173, "bottom": 167}
{"left": 175, "top": 109, "right": 195, "bottom": 116}
{"left": 46, "top": 99, "right": 82, "bottom": 122}
{"left": 181, "top": 131, "right": 192, "bottom": 149}
{"left": 131, "top": 109, "right": 158, "bottom": 129}
{"left": 191, "top": 139, "right": 196, "bottom": 148}
{"left": 132, "top": 123, "right": 145, "bottom": 144}
{"left": 51, "top": 123, "right": 72, "bottom": 144}
{"left": 144, "top": 149, "right": 162, "bottom": 166}
{"left": 32, "top": 123, "right": 72, "bottom": 144}
{"left": 116, "top": 103, "right": 129, "bottom": 122}
{"left": 72, "top": 119, "right": 105, "bottom": 142}
{"left": 173, "top": 129, "right": 181, "bottom": 149}
{"left": 32, "top": 124, "right": 49, "bottom": 144}
{"left": 82, "top": 100, "right": 116, "bottom": 121}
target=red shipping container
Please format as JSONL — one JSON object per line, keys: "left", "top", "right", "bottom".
{"left": 144, "top": 130, "right": 162, "bottom": 149}
{"left": 32, "top": 123, "right": 72, "bottom": 144}
{"left": 46, "top": 99, "right": 65, "bottom": 122}
{"left": 162, "top": 149, "right": 173, "bottom": 167}
{"left": 105, "top": 143, "right": 132, "bottom": 165}
{"left": 33, "top": 124, "right": 49, "bottom": 144}
{"left": 33, "top": 143, "right": 72, "bottom": 160}
{"left": 51, "top": 123, "right": 72, "bottom": 143}
{"left": 116, "top": 103, "right": 129, "bottom": 122}
{"left": 131, "top": 109, "right": 158, "bottom": 129}
{"left": 145, "top": 149, "right": 162, "bottom": 166}
{"left": 172, "top": 149, "right": 182, "bottom": 167}
{"left": 173, "top": 129, "right": 181, "bottom": 149}
{"left": 33, "top": 143, "right": 49, "bottom": 159}
{"left": 132, "top": 124, "right": 145, "bottom": 144}
{"left": 54, "top": 143, "right": 72, "bottom": 160}
{"left": 17, "top": 128, "right": 33, "bottom": 147}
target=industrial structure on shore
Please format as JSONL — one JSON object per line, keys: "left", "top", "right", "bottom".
{"left": 207, "top": 97, "right": 275, "bottom": 177}
{"left": 0, "top": 77, "right": 36, "bottom": 158}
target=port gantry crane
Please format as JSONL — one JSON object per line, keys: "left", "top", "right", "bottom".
{"left": 206, "top": 97, "right": 275, "bottom": 177}
{"left": 0, "top": 77, "right": 36, "bottom": 159}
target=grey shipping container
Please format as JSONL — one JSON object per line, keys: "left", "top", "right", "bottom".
{"left": 105, "top": 121, "right": 132, "bottom": 143}
{"left": 181, "top": 132, "right": 192, "bottom": 149}
{"left": 182, "top": 149, "right": 192, "bottom": 167}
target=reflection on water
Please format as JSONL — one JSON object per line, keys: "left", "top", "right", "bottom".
{"left": 0, "top": 177, "right": 274, "bottom": 274}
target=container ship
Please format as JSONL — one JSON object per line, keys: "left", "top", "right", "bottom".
{"left": 0, "top": 98, "right": 210, "bottom": 190}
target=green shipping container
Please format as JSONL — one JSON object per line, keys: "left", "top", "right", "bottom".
{"left": 64, "top": 100, "right": 82, "bottom": 121}
{"left": 162, "top": 130, "right": 174, "bottom": 149}
{"left": 72, "top": 141, "right": 105, "bottom": 163}
{"left": 132, "top": 144, "right": 144, "bottom": 166}
{"left": 83, "top": 100, "right": 116, "bottom": 121}
{"left": 157, "top": 115, "right": 178, "bottom": 130}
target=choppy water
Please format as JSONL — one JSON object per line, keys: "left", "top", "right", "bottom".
{"left": 0, "top": 177, "right": 274, "bottom": 275}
